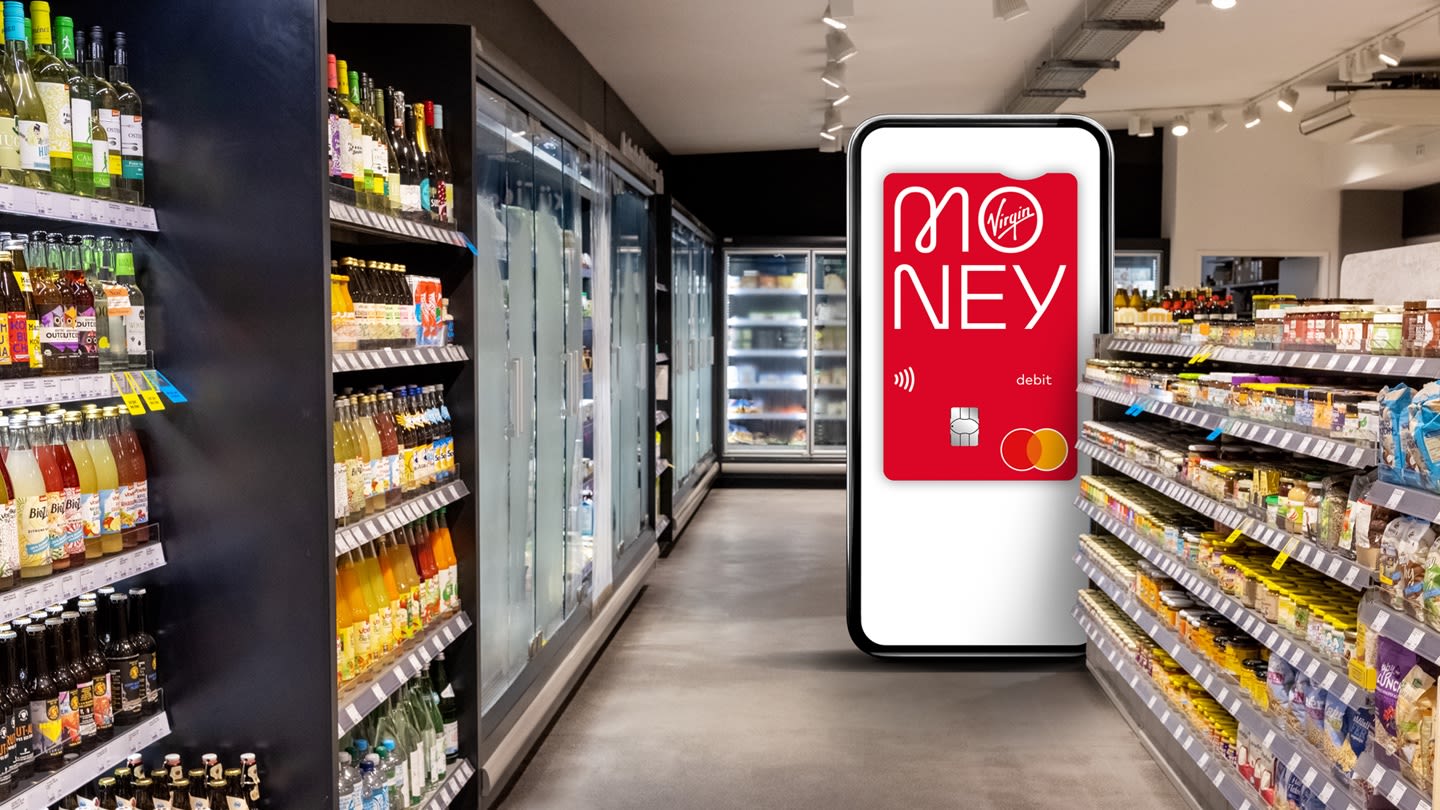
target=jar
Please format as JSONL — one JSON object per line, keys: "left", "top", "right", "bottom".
{"left": 1371, "top": 312, "right": 1403, "bottom": 355}
{"left": 1277, "top": 589, "right": 1297, "bottom": 632}
{"left": 1285, "top": 479, "right": 1308, "bottom": 534}
{"left": 1426, "top": 300, "right": 1440, "bottom": 358}
{"left": 1255, "top": 308, "right": 1284, "bottom": 347}
{"left": 1303, "top": 481, "right": 1324, "bottom": 541}
{"left": 1337, "top": 310, "right": 1372, "bottom": 353}
{"left": 1404, "top": 301, "right": 1427, "bottom": 356}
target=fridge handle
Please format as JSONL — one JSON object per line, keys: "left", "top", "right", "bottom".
{"left": 507, "top": 358, "right": 520, "bottom": 438}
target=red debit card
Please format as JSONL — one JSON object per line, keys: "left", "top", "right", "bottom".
{"left": 882, "top": 172, "right": 1078, "bottom": 481}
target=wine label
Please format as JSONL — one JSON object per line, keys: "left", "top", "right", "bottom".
{"left": 19, "top": 493, "right": 49, "bottom": 569}
{"left": 98, "top": 108, "right": 121, "bottom": 175}
{"left": 17, "top": 119, "right": 49, "bottom": 172}
{"left": 120, "top": 114, "right": 143, "bottom": 157}
{"left": 70, "top": 98, "right": 92, "bottom": 145}
{"left": 333, "top": 462, "right": 346, "bottom": 520}
{"left": 103, "top": 284, "right": 133, "bottom": 315}
{"left": 92, "top": 133, "right": 110, "bottom": 189}
{"left": 0, "top": 501, "right": 15, "bottom": 578}
{"left": 125, "top": 306, "right": 146, "bottom": 354}
{"left": 338, "top": 117, "right": 353, "bottom": 180}
{"left": 37, "top": 82, "right": 71, "bottom": 158}
{"left": 0, "top": 117, "right": 19, "bottom": 170}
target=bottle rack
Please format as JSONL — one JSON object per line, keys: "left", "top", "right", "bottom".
{"left": 0, "top": 185, "right": 157, "bottom": 231}
{"left": 335, "top": 480, "right": 469, "bottom": 555}
{"left": 331, "top": 345, "right": 468, "bottom": 373}
{"left": 330, "top": 199, "right": 466, "bottom": 247}
{"left": 0, "top": 712, "right": 172, "bottom": 810}
{"left": 337, "top": 610, "right": 473, "bottom": 736}
{"left": 1104, "top": 337, "right": 1440, "bottom": 381}
{"left": 0, "top": 537, "right": 163, "bottom": 625}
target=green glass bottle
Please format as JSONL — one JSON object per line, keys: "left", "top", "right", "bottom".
{"left": 1, "top": 1, "right": 47, "bottom": 189}
{"left": 56, "top": 17, "right": 90, "bottom": 196}
{"left": 26, "top": 2, "right": 70, "bottom": 193}
{"left": 334, "top": 61, "right": 370, "bottom": 209}
{"left": 81, "top": 26, "right": 115, "bottom": 199}
{"left": 0, "top": 34, "right": 21, "bottom": 185}
{"left": 107, "top": 32, "right": 140, "bottom": 204}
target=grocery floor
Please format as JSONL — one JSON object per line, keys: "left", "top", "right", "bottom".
{"left": 498, "top": 488, "right": 1187, "bottom": 809}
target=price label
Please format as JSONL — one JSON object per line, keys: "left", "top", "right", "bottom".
{"left": 126, "top": 372, "right": 166, "bottom": 411}
{"left": 144, "top": 371, "right": 189, "bottom": 404}
{"left": 1304, "top": 660, "right": 1319, "bottom": 678}
{"left": 369, "top": 683, "right": 386, "bottom": 702}
{"left": 1287, "top": 753, "right": 1302, "bottom": 772}
{"left": 111, "top": 374, "right": 146, "bottom": 414}
{"left": 1321, "top": 671, "right": 1337, "bottom": 690}
{"left": 1197, "top": 752, "right": 1210, "bottom": 769}
{"left": 1278, "top": 640, "right": 1292, "bottom": 656}
{"left": 135, "top": 206, "right": 158, "bottom": 230}
{"left": 1405, "top": 627, "right": 1426, "bottom": 651}
{"left": 1262, "top": 729, "right": 1276, "bottom": 749}
{"left": 1272, "top": 536, "right": 1300, "bottom": 569}
{"left": 1303, "top": 767, "right": 1318, "bottom": 787}
{"left": 1318, "top": 784, "right": 1335, "bottom": 803}
{"left": 1374, "top": 611, "right": 1391, "bottom": 632}
{"left": 1326, "top": 354, "right": 1340, "bottom": 370}
{"left": 1411, "top": 358, "right": 1427, "bottom": 377}
{"left": 1388, "top": 781, "right": 1408, "bottom": 804}
{"left": 1383, "top": 357, "right": 1399, "bottom": 375}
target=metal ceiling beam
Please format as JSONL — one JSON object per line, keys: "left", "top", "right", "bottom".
{"left": 1041, "top": 58, "right": 1121, "bottom": 71}
{"left": 1082, "top": 19, "right": 1165, "bottom": 32}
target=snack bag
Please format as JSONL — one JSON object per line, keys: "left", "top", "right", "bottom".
{"left": 1407, "top": 382, "right": 1440, "bottom": 490}
{"left": 1380, "top": 384, "right": 1415, "bottom": 485}
{"left": 1324, "top": 690, "right": 1349, "bottom": 766}
{"left": 1424, "top": 542, "right": 1440, "bottom": 631}
{"left": 1415, "top": 396, "right": 1440, "bottom": 494}
{"left": 1394, "top": 664, "right": 1436, "bottom": 790}
{"left": 1375, "top": 637, "right": 1420, "bottom": 756}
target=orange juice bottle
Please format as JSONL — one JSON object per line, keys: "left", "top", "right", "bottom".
{"left": 387, "top": 532, "right": 422, "bottom": 638}
{"left": 405, "top": 521, "right": 438, "bottom": 628}
{"left": 337, "top": 552, "right": 371, "bottom": 673}
{"left": 359, "top": 544, "right": 391, "bottom": 657}
{"left": 376, "top": 533, "right": 403, "bottom": 649}
{"left": 336, "top": 585, "right": 354, "bottom": 685}
{"left": 430, "top": 510, "right": 457, "bottom": 613}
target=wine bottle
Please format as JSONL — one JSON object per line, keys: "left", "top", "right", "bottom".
{"left": 0, "top": 36, "right": 20, "bottom": 185}
{"left": 1, "top": 1, "right": 46, "bottom": 189}
{"left": 325, "top": 54, "right": 350, "bottom": 198}
{"left": 334, "top": 60, "right": 369, "bottom": 209}
{"left": 368, "top": 77, "right": 399, "bottom": 215}
{"left": 349, "top": 69, "right": 384, "bottom": 212}
{"left": 391, "top": 89, "right": 419, "bottom": 219}
{"left": 410, "top": 103, "right": 434, "bottom": 222}
{"left": 26, "top": 2, "right": 69, "bottom": 193}
{"left": 430, "top": 103, "right": 454, "bottom": 227}
{"left": 108, "top": 31, "right": 142, "bottom": 205}
{"left": 82, "top": 26, "right": 116, "bottom": 199}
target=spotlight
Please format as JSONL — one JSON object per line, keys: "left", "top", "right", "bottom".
{"left": 819, "top": 134, "right": 841, "bottom": 153}
{"left": 1127, "top": 114, "right": 1140, "bottom": 136}
{"left": 821, "top": 61, "right": 846, "bottom": 89}
{"left": 1277, "top": 86, "right": 1298, "bottom": 113}
{"left": 821, "top": 4, "right": 847, "bottom": 29}
{"left": 831, "top": 92, "right": 851, "bottom": 107}
{"left": 826, "top": 29, "right": 857, "bottom": 63}
{"left": 1363, "top": 45, "right": 1385, "bottom": 74}
{"left": 824, "top": 106, "right": 843, "bottom": 133}
{"left": 993, "top": 0, "right": 1030, "bottom": 21}
{"left": 1136, "top": 116, "right": 1154, "bottom": 137}
{"left": 1211, "top": 0, "right": 1236, "bottom": 8}
{"left": 819, "top": 130, "right": 837, "bottom": 141}
{"left": 1243, "top": 103, "right": 1261, "bottom": 129}
{"left": 1379, "top": 35, "right": 1405, "bottom": 67}
{"left": 1208, "top": 109, "right": 1228, "bottom": 133}
{"left": 1171, "top": 114, "right": 1190, "bottom": 137}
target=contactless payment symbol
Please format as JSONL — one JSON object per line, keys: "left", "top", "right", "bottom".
{"left": 881, "top": 171, "right": 1078, "bottom": 482}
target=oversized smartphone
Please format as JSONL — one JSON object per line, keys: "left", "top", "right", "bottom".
{"left": 847, "top": 116, "right": 1112, "bottom": 655}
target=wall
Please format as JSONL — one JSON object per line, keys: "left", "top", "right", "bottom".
{"left": 1164, "top": 121, "right": 1340, "bottom": 290}
{"left": 328, "top": 0, "right": 669, "bottom": 163}
{"left": 1341, "top": 190, "right": 1404, "bottom": 258}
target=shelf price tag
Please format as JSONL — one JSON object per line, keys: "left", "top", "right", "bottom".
{"left": 1225, "top": 528, "right": 1243, "bottom": 544}
{"left": 126, "top": 372, "right": 165, "bottom": 411}
{"left": 143, "top": 371, "right": 188, "bottom": 403}
{"left": 110, "top": 374, "right": 146, "bottom": 414}
{"left": 1272, "top": 536, "right": 1301, "bottom": 570}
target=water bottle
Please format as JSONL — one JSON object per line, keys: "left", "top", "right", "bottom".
{"left": 337, "top": 752, "right": 362, "bottom": 810}
{"left": 362, "top": 754, "right": 389, "bottom": 810}
{"left": 378, "top": 742, "right": 406, "bottom": 810}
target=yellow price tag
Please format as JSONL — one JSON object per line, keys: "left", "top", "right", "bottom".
{"left": 1188, "top": 350, "right": 1212, "bottom": 365}
{"left": 125, "top": 372, "right": 165, "bottom": 411}
{"left": 1272, "top": 537, "right": 1301, "bottom": 570}
{"left": 111, "top": 373, "right": 146, "bottom": 415}
{"left": 1224, "top": 528, "right": 1243, "bottom": 544}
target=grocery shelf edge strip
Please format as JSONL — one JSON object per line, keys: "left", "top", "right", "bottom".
{"left": 0, "top": 711, "right": 170, "bottom": 810}
{"left": 0, "top": 540, "right": 164, "bottom": 627}
{"left": 1075, "top": 547, "right": 1361, "bottom": 810}
{"left": 0, "top": 184, "right": 158, "bottom": 231}
{"left": 1357, "top": 600, "right": 1440, "bottom": 668}
{"left": 1354, "top": 748, "right": 1432, "bottom": 810}
{"left": 1106, "top": 338, "right": 1440, "bottom": 380}
{"left": 337, "top": 610, "right": 473, "bottom": 738}
{"left": 419, "top": 759, "right": 477, "bottom": 810}
{"left": 0, "top": 372, "right": 164, "bottom": 410}
{"left": 1075, "top": 603, "right": 1266, "bottom": 810}
{"left": 332, "top": 345, "right": 470, "bottom": 373}
{"left": 1366, "top": 481, "right": 1440, "bottom": 527}
{"left": 1077, "top": 382, "right": 1376, "bottom": 468}
{"left": 1076, "top": 439, "right": 1371, "bottom": 590}
{"left": 336, "top": 481, "right": 470, "bottom": 556}
{"left": 329, "top": 199, "right": 466, "bottom": 246}
{"left": 1073, "top": 496, "right": 1369, "bottom": 710}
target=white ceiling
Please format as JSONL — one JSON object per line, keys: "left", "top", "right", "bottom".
{"left": 533, "top": 0, "right": 1440, "bottom": 156}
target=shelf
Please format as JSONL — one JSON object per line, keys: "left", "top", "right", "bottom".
{"left": 1078, "top": 381, "right": 1376, "bottom": 467}
{"left": 418, "top": 759, "right": 477, "bottom": 810}
{"left": 727, "top": 318, "right": 808, "bottom": 327}
{"left": 727, "top": 349, "right": 807, "bottom": 358}
{"left": 337, "top": 610, "right": 473, "bottom": 737}
{"left": 1104, "top": 336, "right": 1440, "bottom": 380}
{"left": 728, "top": 382, "right": 809, "bottom": 391}
{"left": 0, "top": 371, "right": 173, "bottom": 410}
{"left": 1075, "top": 496, "right": 1369, "bottom": 709}
{"left": 332, "top": 345, "right": 469, "bottom": 373}
{"left": 1367, "top": 481, "right": 1440, "bottom": 525}
{"left": 1077, "top": 547, "right": 1363, "bottom": 810}
{"left": 336, "top": 481, "right": 470, "bottom": 556}
{"left": 655, "top": 515, "right": 671, "bottom": 539}
{"left": 1216, "top": 279, "right": 1281, "bottom": 290}
{"left": 813, "top": 415, "right": 847, "bottom": 420}
{"left": 1075, "top": 604, "right": 1264, "bottom": 810}
{"left": 1355, "top": 749, "right": 1431, "bottom": 810}
{"left": 727, "top": 412, "right": 807, "bottom": 420}
{"left": 0, "top": 540, "right": 164, "bottom": 627}
{"left": 1077, "top": 440, "right": 1371, "bottom": 589}
{"left": 0, "top": 711, "right": 170, "bottom": 810}
{"left": 0, "top": 186, "right": 157, "bottom": 231}
{"left": 1358, "top": 600, "right": 1440, "bottom": 668}
{"left": 329, "top": 199, "right": 466, "bottom": 246}
{"left": 815, "top": 384, "right": 847, "bottom": 391}
{"left": 727, "top": 288, "right": 807, "bottom": 296}
{"left": 814, "top": 350, "right": 846, "bottom": 357}
{"left": 813, "top": 319, "right": 849, "bottom": 326}
{"left": 815, "top": 290, "right": 847, "bottom": 296}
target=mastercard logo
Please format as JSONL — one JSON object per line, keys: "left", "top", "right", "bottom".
{"left": 1000, "top": 428, "right": 1069, "bottom": 472}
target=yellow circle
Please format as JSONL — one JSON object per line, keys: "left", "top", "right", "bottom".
{"left": 1031, "top": 428, "right": 1069, "bottom": 471}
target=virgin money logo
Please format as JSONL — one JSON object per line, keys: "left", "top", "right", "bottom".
{"left": 980, "top": 188, "right": 1042, "bottom": 253}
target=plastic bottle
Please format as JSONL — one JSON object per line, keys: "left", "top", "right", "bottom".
{"left": 360, "top": 753, "right": 387, "bottom": 810}
{"left": 337, "top": 751, "right": 362, "bottom": 810}
{"left": 428, "top": 511, "right": 456, "bottom": 613}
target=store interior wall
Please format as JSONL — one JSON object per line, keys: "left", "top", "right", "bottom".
{"left": 1401, "top": 181, "right": 1440, "bottom": 244}
{"left": 327, "top": 0, "right": 670, "bottom": 164}
{"left": 1340, "top": 190, "right": 1405, "bottom": 258}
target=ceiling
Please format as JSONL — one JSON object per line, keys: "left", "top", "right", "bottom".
{"left": 532, "top": 0, "right": 1440, "bottom": 155}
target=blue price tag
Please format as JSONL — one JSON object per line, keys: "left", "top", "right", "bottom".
{"left": 143, "top": 370, "right": 188, "bottom": 404}
{"left": 461, "top": 232, "right": 478, "bottom": 256}
{"left": 1206, "top": 427, "right": 1223, "bottom": 441}
{"left": 1125, "top": 404, "right": 1144, "bottom": 417}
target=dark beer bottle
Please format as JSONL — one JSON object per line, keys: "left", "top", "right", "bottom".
{"left": 80, "top": 603, "right": 112, "bottom": 741}
{"left": 127, "top": 587, "right": 157, "bottom": 714}
{"left": 25, "top": 624, "right": 60, "bottom": 771}
{"left": 104, "top": 593, "right": 141, "bottom": 725}
{"left": 96, "top": 776, "right": 119, "bottom": 809}
{"left": 63, "top": 611, "right": 94, "bottom": 751}
{"left": 0, "top": 631, "right": 29, "bottom": 780}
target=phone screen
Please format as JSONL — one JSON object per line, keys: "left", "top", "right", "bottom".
{"left": 847, "top": 117, "right": 1112, "bottom": 655}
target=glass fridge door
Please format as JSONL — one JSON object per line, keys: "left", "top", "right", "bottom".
{"left": 670, "top": 221, "right": 693, "bottom": 484}
{"left": 697, "top": 240, "right": 714, "bottom": 461}
{"left": 1110, "top": 250, "right": 1163, "bottom": 330}
{"left": 811, "top": 250, "right": 847, "bottom": 456}
{"left": 610, "top": 176, "right": 651, "bottom": 559}
{"left": 724, "top": 250, "right": 811, "bottom": 455}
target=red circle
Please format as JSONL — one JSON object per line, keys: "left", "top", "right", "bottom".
{"left": 1000, "top": 428, "right": 1036, "bottom": 471}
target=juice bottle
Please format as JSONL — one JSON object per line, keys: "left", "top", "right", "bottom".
{"left": 0, "top": 417, "right": 16, "bottom": 590}
{"left": 429, "top": 511, "right": 457, "bottom": 613}
{"left": 374, "top": 392, "right": 401, "bottom": 507}
{"left": 331, "top": 400, "right": 351, "bottom": 525}
{"left": 9, "top": 414, "right": 50, "bottom": 578}
{"left": 105, "top": 406, "right": 138, "bottom": 546}
{"left": 84, "top": 408, "right": 121, "bottom": 554}
{"left": 337, "top": 552, "right": 371, "bottom": 673}
{"left": 116, "top": 406, "right": 146, "bottom": 531}
{"left": 336, "top": 584, "right": 353, "bottom": 685}
{"left": 336, "top": 398, "right": 365, "bottom": 522}
{"left": 408, "top": 521, "right": 438, "bottom": 627}
{"left": 376, "top": 532, "right": 402, "bottom": 650}
{"left": 356, "top": 395, "right": 385, "bottom": 515}
{"left": 65, "top": 412, "right": 100, "bottom": 560}
{"left": 32, "top": 414, "right": 67, "bottom": 571}
{"left": 358, "top": 544, "right": 390, "bottom": 658}
{"left": 47, "top": 413, "right": 84, "bottom": 568}
{"left": 385, "top": 533, "right": 421, "bottom": 639}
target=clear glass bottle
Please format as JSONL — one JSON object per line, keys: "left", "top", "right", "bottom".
{"left": 107, "top": 31, "right": 141, "bottom": 204}
{"left": 1, "top": 2, "right": 47, "bottom": 189}
{"left": 25, "top": 2, "right": 68, "bottom": 193}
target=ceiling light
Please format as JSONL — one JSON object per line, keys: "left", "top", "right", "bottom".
{"left": 993, "top": 0, "right": 1030, "bottom": 21}
{"left": 1276, "top": 86, "right": 1299, "bottom": 113}
{"left": 1136, "top": 116, "right": 1154, "bottom": 137}
{"left": 1243, "top": 103, "right": 1262, "bottom": 128}
{"left": 1338, "top": 55, "right": 1353, "bottom": 83}
{"left": 1171, "top": 114, "right": 1190, "bottom": 137}
{"left": 821, "top": 4, "right": 847, "bottom": 29}
{"left": 823, "top": 106, "right": 843, "bottom": 133}
{"left": 1127, "top": 114, "right": 1140, "bottom": 136}
{"left": 826, "top": 29, "right": 857, "bottom": 63}
{"left": 1379, "top": 35, "right": 1404, "bottom": 67}
{"left": 1348, "top": 52, "right": 1373, "bottom": 82}
{"left": 1363, "top": 45, "right": 1385, "bottom": 74}
{"left": 820, "top": 134, "right": 841, "bottom": 153}
{"left": 821, "top": 60, "right": 846, "bottom": 89}
{"left": 831, "top": 92, "right": 851, "bottom": 107}
{"left": 1210, "top": 0, "right": 1236, "bottom": 8}
{"left": 819, "top": 129, "right": 837, "bottom": 141}
{"left": 1208, "top": 109, "right": 1228, "bottom": 133}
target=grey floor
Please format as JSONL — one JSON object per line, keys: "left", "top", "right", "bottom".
{"left": 499, "top": 488, "right": 1186, "bottom": 809}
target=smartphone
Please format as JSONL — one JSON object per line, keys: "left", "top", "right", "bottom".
{"left": 847, "top": 116, "right": 1112, "bottom": 656}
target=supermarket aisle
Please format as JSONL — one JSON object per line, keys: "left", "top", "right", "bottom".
{"left": 498, "top": 489, "right": 1185, "bottom": 809}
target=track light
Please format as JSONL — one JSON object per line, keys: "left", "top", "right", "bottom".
{"left": 821, "top": 60, "right": 846, "bottom": 89}
{"left": 831, "top": 92, "right": 851, "bottom": 107}
{"left": 1348, "top": 52, "right": 1373, "bottom": 83}
{"left": 1209, "top": 109, "right": 1228, "bottom": 133}
{"left": 1379, "top": 35, "right": 1404, "bottom": 67}
{"left": 824, "top": 106, "right": 843, "bottom": 133}
{"left": 1127, "top": 115, "right": 1140, "bottom": 136}
{"left": 1363, "top": 45, "right": 1385, "bottom": 74}
{"left": 1171, "top": 114, "right": 1190, "bottom": 137}
{"left": 826, "top": 29, "right": 857, "bottom": 63}
{"left": 1136, "top": 116, "right": 1154, "bottom": 137}
{"left": 821, "top": 4, "right": 847, "bottom": 29}
{"left": 1243, "top": 103, "right": 1261, "bottom": 129}
{"left": 993, "top": 0, "right": 1030, "bottom": 21}
{"left": 819, "top": 133, "right": 841, "bottom": 153}
{"left": 1276, "top": 86, "right": 1298, "bottom": 113}
{"left": 819, "top": 130, "right": 837, "bottom": 141}
{"left": 1210, "top": 0, "right": 1236, "bottom": 8}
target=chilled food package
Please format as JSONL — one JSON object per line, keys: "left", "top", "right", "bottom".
{"left": 1405, "top": 381, "right": 1440, "bottom": 491}
{"left": 1379, "top": 516, "right": 1436, "bottom": 616}
{"left": 1380, "top": 383, "right": 1416, "bottom": 486}
{"left": 1414, "top": 394, "right": 1440, "bottom": 493}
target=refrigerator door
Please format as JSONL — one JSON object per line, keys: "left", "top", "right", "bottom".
{"left": 811, "top": 250, "right": 848, "bottom": 456}
{"left": 724, "top": 250, "right": 812, "bottom": 457}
